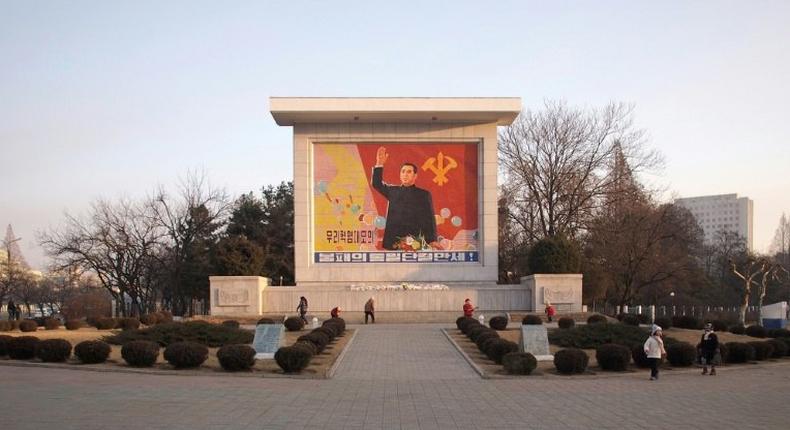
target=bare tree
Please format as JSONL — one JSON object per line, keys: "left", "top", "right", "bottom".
{"left": 730, "top": 254, "right": 766, "bottom": 325}
{"left": 756, "top": 262, "right": 789, "bottom": 325}
{"left": 771, "top": 213, "right": 790, "bottom": 268}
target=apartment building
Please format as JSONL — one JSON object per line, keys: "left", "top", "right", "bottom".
{"left": 674, "top": 194, "right": 753, "bottom": 250}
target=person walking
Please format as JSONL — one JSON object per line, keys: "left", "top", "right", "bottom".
{"left": 700, "top": 323, "right": 719, "bottom": 376}
{"left": 644, "top": 325, "right": 667, "bottom": 380}
{"left": 364, "top": 297, "right": 375, "bottom": 324}
{"left": 296, "top": 296, "right": 308, "bottom": 324}
{"left": 544, "top": 302, "right": 556, "bottom": 322}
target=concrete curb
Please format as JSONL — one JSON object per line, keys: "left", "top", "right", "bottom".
{"left": 441, "top": 328, "right": 487, "bottom": 379}
{"left": 326, "top": 327, "right": 358, "bottom": 378}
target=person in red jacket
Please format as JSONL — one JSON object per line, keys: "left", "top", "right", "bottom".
{"left": 545, "top": 302, "right": 556, "bottom": 322}
{"left": 330, "top": 307, "right": 341, "bottom": 319}
{"left": 463, "top": 299, "right": 477, "bottom": 318}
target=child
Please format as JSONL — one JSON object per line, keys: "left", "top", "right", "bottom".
{"left": 643, "top": 325, "right": 666, "bottom": 380}
{"left": 544, "top": 302, "right": 556, "bottom": 322}
{"left": 700, "top": 323, "right": 719, "bottom": 375}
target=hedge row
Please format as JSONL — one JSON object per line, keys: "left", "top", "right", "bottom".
{"left": 275, "top": 317, "right": 346, "bottom": 373}
{"left": 457, "top": 316, "right": 531, "bottom": 374}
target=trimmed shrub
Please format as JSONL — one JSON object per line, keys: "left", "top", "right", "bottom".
{"left": 164, "top": 341, "right": 209, "bottom": 368}
{"left": 666, "top": 342, "right": 696, "bottom": 367}
{"left": 104, "top": 321, "right": 254, "bottom": 347}
{"left": 522, "top": 315, "right": 543, "bottom": 325}
{"left": 502, "top": 352, "right": 537, "bottom": 375}
{"left": 44, "top": 318, "right": 61, "bottom": 330}
{"left": 284, "top": 317, "right": 305, "bottom": 332}
{"left": 631, "top": 345, "right": 654, "bottom": 368}
{"left": 9, "top": 320, "right": 19, "bottom": 330}
{"left": 456, "top": 316, "right": 474, "bottom": 330}
{"left": 221, "top": 320, "right": 240, "bottom": 329}
{"left": 314, "top": 326, "right": 337, "bottom": 340}
{"left": 725, "top": 342, "right": 755, "bottom": 363}
{"left": 526, "top": 235, "right": 581, "bottom": 274}
{"left": 766, "top": 339, "right": 788, "bottom": 358}
{"left": 729, "top": 324, "right": 746, "bottom": 335}
{"left": 35, "top": 339, "right": 72, "bottom": 362}
{"left": 140, "top": 314, "right": 159, "bottom": 326}
{"left": 19, "top": 320, "right": 38, "bottom": 332}
{"left": 0, "top": 321, "right": 12, "bottom": 331}
{"left": 217, "top": 344, "right": 256, "bottom": 371}
{"left": 586, "top": 314, "right": 607, "bottom": 325}
{"left": 554, "top": 348, "right": 589, "bottom": 374}
{"left": 489, "top": 316, "right": 509, "bottom": 331}
{"left": 121, "top": 340, "right": 160, "bottom": 367}
{"left": 484, "top": 339, "right": 519, "bottom": 364}
{"left": 767, "top": 328, "right": 790, "bottom": 338}
{"left": 8, "top": 336, "right": 39, "bottom": 359}
{"left": 297, "top": 331, "right": 331, "bottom": 353}
{"left": 95, "top": 318, "right": 117, "bottom": 330}
{"left": 257, "top": 318, "right": 276, "bottom": 325}
{"left": 117, "top": 318, "right": 141, "bottom": 331}
{"left": 74, "top": 340, "right": 111, "bottom": 364}
{"left": 475, "top": 331, "right": 500, "bottom": 350}
{"left": 596, "top": 344, "right": 631, "bottom": 371}
{"left": 274, "top": 345, "right": 312, "bottom": 373}
{"left": 558, "top": 317, "right": 575, "bottom": 329}
{"left": 0, "top": 335, "right": 13, "bottom": 355}
{"left": 707, "top": 320, "right": 729, "bottom": 332}
{"left": 460, "top": 319, "right": 481, "bottom": 334}
{"left": 323, "top": 317, "right": 346, "bottom": 333}
{"left": 468, "top": 326, "right": 494, "bottom": 343}
{"left": 718, "top": 342, "right": 729, "bottom": 364}
{"left": 637, "top": 314, "right": 651, "bottom": 324}
{"left": 654, "top": 317, "right": 672, "bottom": 330}
{"left": 293, "top": 340, "right": 318, "bottom": 356}
{"left": 620, "top": 314, "right": 640, "bottom": 326}
{"left": 549, "top": 323, "right": 653, "bottom": 350}
{"left": 748, "top": 341, "right": 774, "bottom": 361}
{"left": 672, "top": 315, "right": 702, "bottom": 330}
{"left": 65, "top": 320, "right": 83, "bottom": 330}
{"left": 745, "top": 325, "right": 767, "bottom": 338}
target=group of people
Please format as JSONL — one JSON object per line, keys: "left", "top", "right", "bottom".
{"left": 644, "top": 322, "right": 720, "bottom": 380}
{"left": 5, "top": 299, "right": 20, "bottom": 321}
{"left": 295, "top": 296, "right": 377, "bottom": 324}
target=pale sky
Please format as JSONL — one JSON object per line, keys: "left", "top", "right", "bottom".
{"left": 1, "top": 1, "right": 789, "bottom": 269}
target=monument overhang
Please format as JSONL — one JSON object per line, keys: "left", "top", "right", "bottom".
{"left": 269, "top": 97, "right": 521, "bottom": 126}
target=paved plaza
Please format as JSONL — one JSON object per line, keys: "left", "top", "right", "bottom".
{"left": 1, "top": 324, "right": 789, "bottom": 429}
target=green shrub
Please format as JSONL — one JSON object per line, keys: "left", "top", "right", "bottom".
{"left": 0, "top": 321, "right": 12, "bottom": 332}
{"left": 293, "top": 341, "right": 317, "bottom": 356}
{"left": 65, "top": 320, "right": 83, "bottom": 330}
{"left": 74, "top": 340, "right": 111, "bottom": 364}
{"left": 725, "top": 342, "right": 755, "bottom": 363}
{"left": 666, "top": 342, "right": 696, "bottom": 367}
{"left": 217, "top": 344, "right": 256, "bottom": 371}
{"left": 140, "top": 314, "right": 159, "bottom": 325}
{"left": 95, "top": 318, "right": 117, "bottom": 330}
{"left": 718, "top": 343, "right": 729, "bottom": 363}
{"left": 163, "top": 341, "right": 209, "bottom": 368}
{"left": 631, "top": 345, "right": 655, "bottom": 368}
{"left": 460, "top": 318, "right": 482, "bottom": 334}
{"left": 0, "top": 335, "right": 13, "bottom": 355}
{"left": 654, "top": 317, "right": 672, "bottom": 330}
{"left": 766, "top": 339, "right": 788, "bottom": 358}
{"left": 274, "top": 346, "right": 312, "bottom": 373}
{"left": 672, "top": 315, "right": 702, "bottom": 330}
{"left": 620, "top": 314, "right": 640, "bottom": 326}
{"left": 314, "top": 326, "right": 337, "bottom": 340}
{"left": 43, "top": 318, "right": 61, "bottom": 330}
{"left": 527, "top": 235, "right": 581, "bottom": 274}
{"left": 104, "top": 321, "right": 254, "bottom": 347}
{"left": 9, "top": 336, "right": 39, "bottom": 359}
{"left": 558, "top": 317, "right": 575, "bottom": 329}
{"left": 707, "top": 320, "right": 729, "bottom": 332}
{"left": 745, "top": 325, "right": 767, "bottom": 338}
{"left": 468, "top": 326, "right": 494, "bottom": 343}
{"left": 121, "top": 340, "right": 160, "bottom": 367}
{"left": 767, "top": 328, "right": 790, "bottom": 338}
{"left": 221, "top": 320, "right": 240, "bottom": 329}
{"left": 35, "top": 339, "right": 72, "bottom": 362}
{"left": 586, "top": 314, "right": 608, "bottom": 325}
{"left": 489, "top": 316, "right": 508, "bottom": 331}
{"left": 284, "top": 317, "right": 305, "bottom": 332}
{"left": 19, "top": 320, "right": 38, "bottom": 332}
{"left": 297, "top": 331, "right": 331, "bottom": 353}
{"left": 595, "top": 344, "right": 631, "bottom": 371}
{"left": 748, "top": 341, "right": 774, "bottom": 361}
{"left": 549, "top": 323, "right": 654, "bottom": 349}
{"left": 257, "top": 318, "right": 276, "bottom": 325}
{"left": 325, "top": 317, "right": 346, "bottom": 332}
{"left": 522, "top": 315, "right": 543, "bottom": 325}
{"left": 502, "top": 352, "right": 537, "bottom": 375}
{"left": 456, "top": 316, "right": 474, "bottom": 330}
{"left": 484, "top": 339, "right": 519, "bottom": 364}
{"left": 554, "top": 348, "right": 589, "bottom": 374}
{"left": 475, "top": 331, "right": 500, "bottom": 350}
{"left": 117, "top": 318, "right": 141, "bottom": 331}
{"left": 776, "top": 338, "right": 790, "bottom": 356}
{"left": 729, "top": 324, "right": 746, "bottom": 335}
{"left": 637, "top": 314, "right": 651, "bottom": 324}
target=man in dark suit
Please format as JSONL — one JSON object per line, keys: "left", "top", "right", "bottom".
{"left": 371, "top": 146, "right": 441, "bottom": 250}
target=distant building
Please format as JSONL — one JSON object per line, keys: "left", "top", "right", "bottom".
{"left": 675, "top": 194, "right": 753, "bottom": 250}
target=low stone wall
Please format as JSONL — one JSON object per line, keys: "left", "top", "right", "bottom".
{"left": 520, "top": 274, "right": 583, "bottom": 312}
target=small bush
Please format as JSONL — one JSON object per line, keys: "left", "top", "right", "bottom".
{"left": 0, "top": 321, "right": 12, "bottom": 331}
{"left": 748, "top": 341, "right": 774, "bottom": 361}
{"left": 707, "top": 320, "right": 729, "bottom": 332}
{"left": 104, "top": 321, "right": 254, "bottom": 347}
{"left": 297, "top": 331, "right": 331, "bottom": 353}
{"left": 117, "top": 318, "right": 141, "bottom": 331}
{"left": 460, "top": 318, "right": 481, "bottom": 334}
{"left": 745, "top": 325, "right": 767, "bottom": 338}
{"left": 95, "top": 318, "right": 117, "bottom": 330}
{"left": 489, "top": 316, "right": 509, "bottom": 331}
{"left": 121, "top": 340, "right": 160, "bottom": 367}
{"left": 217, "top": 344, "right": 256, "bottom": 371}
{"left": 163, "top": 341, "right": 209, "bottom": 368}
{"left": 725, "top": 342, "right": 755, "bottom": 363}
{"left": 274, "top": 346, "right": 312, "bottom": 373}
{"left": 257, "top": 318, "right": 276, "bottom": 325}
{"left": 522, "top": 315, "right": 543, "bottom": 325}
{"left": 468, "top": 326, "right": 494, "bottom": 343}
{"left": 314, "top": 326, "right": 337, "bottom": 340}
{"left": 596, "top": 344, "right": 631, "bottom": 371}
{"left": 672, "top": 315, "right": 702, "bottom": 330}
{"left": 549, "top": 323, "right": 652, "bottom": 350}
{"left": 666, "top": 342, "right": 696, "bottom": 367}
{"left": 654, "top": 317, "right": 672, "bottom": 330}
{"left": 9, "top": 336, "right": 39, "bottom": 359}
{"left": 484, "top": 339, "right": 519, "bottom": 364}
{"left": 620, "top": 314, "right": 640, "bottom": 326}
{"left": 19, "top": 320, "right": 38, "bottom": 332}
{"left": 284, "top": 317, "right": 305, "bottom": 332}
{"left": 729, "top": 324, "right": 746, "bottom": 335}
{"left": 8, "top": 320, "right": 19, "bottom": 330}
{"left": 293, "top": 341, "right": 318, "bottom": 356}
{"left": 456, "top": 316, "right": 474, "bottom": 330}
{"left": 558, "top": 317, "right": 575, "bottom": 329}
{"left": 766, "top": 339, "right": 788, "bottom": 358}
{"left": 631, "top": 345, "right": 654, "bottom": 368}
{"left": 140, "top": 314, "right": 159, "bottom": 325}
{"left": 554, "top": 348, "right": 589, "bottom": 374}
{"left": 767, "top": 328, "right": 790, "bottom": 338}
{"left": 65, "top": 320, "right": 83, "bottom": 330}
{"left": 323, "top": 317, "right": 346, "bottom": 333}
{"left": 502, "top": 352, "right": 537, "bottom": 375}
{"left": 776, "top": 338, "right": 790, "bottom": 356}
{"left": 44, "top": 318, "right": 61, "bottom": 330}
{"left": 475, "top": 331, "right": 500, "bottom": 350}
{"left": 221, "top": 320, "right": 240, "bottom": 329}
{"left": 0, "top": 335, "right": 13, "bottom": 355}
{"left": 718, "top": 343, "right": 729, "bottom": 364}
{"left": 74, "top": 340, "right": 111, "bottom": 364}
{"left": 35, "top": 339, "right": 72, "bottom": 362}
{"left": 586, "top": 314, "right": 607, "bottom": 325}
{"left": 637, "top": 314, "right": 651, "bottom": 324}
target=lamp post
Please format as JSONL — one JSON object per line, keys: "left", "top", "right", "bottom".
{"left": 670, "top": 292, "right": 676, "bottom": 317}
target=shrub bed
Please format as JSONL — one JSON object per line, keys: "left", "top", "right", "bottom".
{"left": 105, "top": 321, "right": 254, "bottom": 347}
{"left": 460, "top": 318, "right": 482, "bottom": 334}
{"left": 654, "top": 317, "right": 672, "bottom": 330}
{"left": 595, "top": 344, "right": 631, "bottom": 371}
{"left": 729, "top": 324, "right": 746, "bottom": 335}
{"left": 297, "top": 331, "right": 331, "bottom": 353}
{"left": 0, "top": 321, "right": 12, "bottom": 332}
{"left": 8, "top": 336, "right": 39, "bottom": 359}
{"left": 456, "top": 316, "right": 475, "bottom": 330}
{"left": 95, "top": 318, "right": 117, "bottom": 330}
{"left": 35, "top": 339, "right": 72, "bottom": 362}
{"left": 502, "top": 352, "right": 537, "bottom": 375}
{"left": 323, "top": 317, "right": 346, "bottom": 333}
{"left": 619, "top": 314, "right": 640, "bottom": 326}
{"left": 666, "top": 342, "right": 696, "bottom": 367}
{"left": 766, "top": 339, "right": 788, "bottom": 358}
{"left": 554, "top": 348, "right": 588, "bottom": 374}
{"left": 485, "top": 339, "right": 519, "bottom": 364}
{"left": 631, "top": 345, "right": 655, "bottom": 368}
{"left": 549, "top": 323, "right": 653, "bottom": 349}
{"left": 163, "top": 341, "right": 209, "bottom": 368}
{"left": 767, "top": 328, "right": 790, "bottom": 338}
{"left": 44, "top": 318, "right": 61, "bottom": 330}
{"left": 725, "top": 342, "right": 755, "bottom": 363}
{"left": 221, "top": 320, "right": 240, "bottom": 329}
{"left": 748, "top": 341, "right": 774, "bottom": 361}
{"left": 475, "top": 331, "right": 500, "bottom": 350}
{"left": 672, "top": 315, "right": 702, "bottom": 330}
{"left": 489, "top": 316, "right": 508, "bottom": 331}
{"left": 284, "top": 317, "right": 305, "bottom": 332}
{"left": 117, "top": 318, "right": 141, "bottom": 331}
{"left": 0, "top": 335, "right": 13, "bottom": 355}
{"left": 217, "top": 344, "right": 257, "bottom": 371}
{"left": 468, "top": 326, "right": 495, "bottom": 343}
{"left": 707, "top": 320, "right": 728, "bottom": 332}
{"left": 745, "top": 325, "right": 767, "bottom": 338}
{"left": 558, "top": 317, "right": 575, "bottom": 329}
{"left": 74, "top": 340, "right": 112, "bottom": 364}
{"left": 19, "top": 320, "right": 38, "bottom": 332}
{"left": 65, "top": 320, "right": 84, "bottom": 330}
{"left": 586, "top": 314, "right": 607, "bottom": 325}
{"left": 522, "top": 315, "right": 543, "bottom": 325}
{"left": 275, "top": 345, "right": 313, "bottom": 373}
{"left": 121, "top": 340, "right": 160, "bottom": 367}
{"left": 140, "top": 314, "right": 159, "bottom": 326}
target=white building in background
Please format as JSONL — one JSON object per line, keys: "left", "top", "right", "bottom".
{"left": 675, "top": 194, "right": 754, "bottom": 250}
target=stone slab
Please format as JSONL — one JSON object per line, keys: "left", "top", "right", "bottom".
{"left": 520, "top": 325, "right": 553, "bottom": 361}
{"left": 252, "top": 324, "right": 284, "bottom": 359}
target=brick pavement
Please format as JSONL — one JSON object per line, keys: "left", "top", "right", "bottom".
{"left": 1, "top": 324, "right": 789, "bottom": 429}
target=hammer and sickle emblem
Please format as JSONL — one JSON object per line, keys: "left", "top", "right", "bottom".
{"left": 421, "top": 152, "right": 458, "bottom": 186}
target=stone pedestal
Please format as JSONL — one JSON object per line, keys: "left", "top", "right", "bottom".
{"left": 520, "top": 274, "right": 583, "bottom": 313}
{"left": 209, "top": 276, "right": 269, "bottom": 316}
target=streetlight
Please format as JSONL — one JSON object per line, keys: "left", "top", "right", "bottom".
{"left": 670, "top": 292, "right": 676, "bottom": 317}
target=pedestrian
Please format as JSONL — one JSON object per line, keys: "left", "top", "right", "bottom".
{"left": 331, "top": 306, "right": 341, "bottom": 319}
{"left": 699, "top": 323, "right": 719, "bottom": 376}
{"left": 643, "top": 324, "right": 667, "bottom": 380}
{"left": 7, "top": 300, "right": 17, "bottom": 321}
{"left": 296, "top": 296, "right": 308, "bottom": 324}
{"left": 544, "top": 302, "right": 556, "bottom": 322}
{"left": 364, "top": 297, "right": 375, "bottom": 324}
{"left": 463, "top": 298, "right": 477, "bottom": 318}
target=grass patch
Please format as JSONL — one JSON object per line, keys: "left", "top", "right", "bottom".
{"left": 104, "top": 321, "right": 253, "bottom": 347}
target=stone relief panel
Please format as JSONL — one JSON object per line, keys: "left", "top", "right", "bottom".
{"left": 543, "top": 287, "right": 575, "bottom": 304}
{"left": 217, "top": 288, "right": 250, "bottom": 306}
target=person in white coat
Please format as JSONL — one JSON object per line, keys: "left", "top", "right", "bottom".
{"left": 644, "top": 325, "right": 666, "bottom": 380}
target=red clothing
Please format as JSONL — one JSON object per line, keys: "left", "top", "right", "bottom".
{"left": 545, "top": 305, "right": 556, "bottom": 317}
{"left": 463, "top": 302, "right": 474, "bottom": 317}
{"left": 331, "top": 307, "right": 340, "bottom": 318}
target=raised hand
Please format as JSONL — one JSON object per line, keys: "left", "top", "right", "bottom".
{"left": 376, "top": 146, "right": 389, "bottom": 166}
